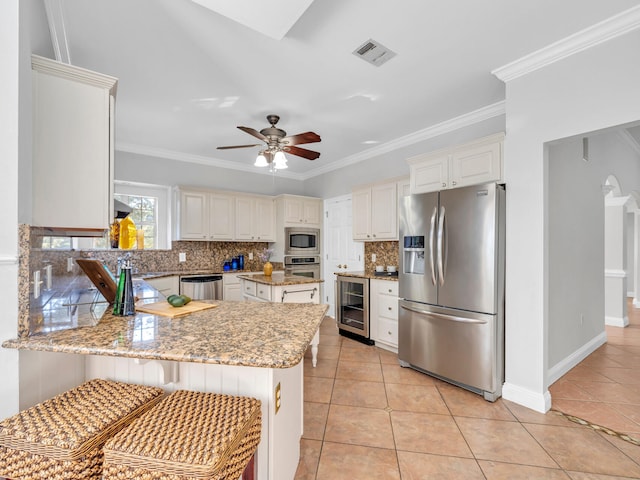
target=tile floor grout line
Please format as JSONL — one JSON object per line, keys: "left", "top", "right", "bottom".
{"left": 551, "top": 408, "right": 640, "bottom": 446}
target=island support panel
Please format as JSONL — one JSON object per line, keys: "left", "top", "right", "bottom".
{"left": 85, "top": 355, "right": 304, "bottom": 480}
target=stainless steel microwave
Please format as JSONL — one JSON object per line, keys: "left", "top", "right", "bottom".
{"left": 285, "top": 227, "right": 320, "bottom": 255}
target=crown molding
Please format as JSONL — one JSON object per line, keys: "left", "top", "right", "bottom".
{"left": 298, "top": 101, "right": 506, "bottom": 180}
{"left": 32, "top": 55, "right": 118, "bottom": 94}
{"left": 492, "top": 5, "right": 640, "bottom": 82}
{"left": 0, "top": 256, "right": 18, "bottom": 266}
{"left": 116, "top": 143, "right": 306, "bottom": 181}
{"left": 117, "top": 101, "right": 504, "bottom": 182}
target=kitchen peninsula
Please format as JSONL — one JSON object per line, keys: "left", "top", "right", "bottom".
{"left": 3, "top": 288, "right": 328, "bottom": 480}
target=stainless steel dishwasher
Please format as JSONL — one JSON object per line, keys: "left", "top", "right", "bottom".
{"left": 179, "top": 275, "right": 223, "bottom": 300}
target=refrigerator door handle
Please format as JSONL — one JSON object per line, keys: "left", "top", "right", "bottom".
{"left": 437, "top": 206, "right": 446, "bottom": 285}
{"left": 400, "top": 304, "right": 487, "bottom": 324}
{"left": 429, "top": 206, "right": 437, "bottom": 285}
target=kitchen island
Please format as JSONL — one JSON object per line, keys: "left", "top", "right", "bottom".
{"left": 3, "top": 292, "right": 328, "bottom": 480}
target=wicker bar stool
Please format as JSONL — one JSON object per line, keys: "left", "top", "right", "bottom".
{"left": 103, "top": 390, "right": 262, "bottom": 480}
{"left": 0, "top": 379, "right": 164, "bottom": 480}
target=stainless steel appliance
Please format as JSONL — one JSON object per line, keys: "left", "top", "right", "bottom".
{"left": 284, "top": 255, "right": 321, "bottom": 279}
{"left": 336, "top": 275, "right": 372, "bottom": 344}
{"left": 398, "top": 182, "right": 505, "bottom": 401}
{"left": 179, "top": 275, "right": 223, "bottom": 300}
{"left": 285, "top": 227, "right": 320, "bottom": 255}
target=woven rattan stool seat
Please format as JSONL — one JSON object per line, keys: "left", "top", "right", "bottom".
{"left": 103, "top": 390, "right": 262, "bottom": 480}
{"left": 0, "top": 378, "right": 164, "bottom": 480}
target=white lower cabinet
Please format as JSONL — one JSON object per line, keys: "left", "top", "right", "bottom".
{"left": 144, "top": 275, "right": 179, "bottom": 298}
{"left": 241, "top": 278, "right": 320, "bottom": 305}
{"left": 222, "top": 273, "right": 243, "bottom": 301}
{"left": 370, "top": 279, "right": 399, "bottom": 352}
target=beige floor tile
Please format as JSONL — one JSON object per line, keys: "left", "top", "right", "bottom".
{"left": 294, "top": 439, "right": 322, "bottom": 480}
{"left": 377, "top": 347, "right": 399, "bottom": 364}
{"left": 339, "top": 344, "right": 381, "bottom": 363}
{"left": 306, "top": 344, "right": 341, "bottom": 361}
{"left": 397, "top": 451, "right": 485, "bottom": 479}
{"left": 571, "top": 381, "right": 640, "bottom": 405}
{"left": 303, "top": 401, "right": 329, "bottom": 441}
{"left": 598, "top": 367, "right": 640, "bottom": 384}
{"left": 330, "top": 378, "right": 388, "bottom": 408}
{"left": 438, "top": 384, "right": 516, "bottom": 421}
{"left": 549, "top": 379, "right": 596, "bottom": 401}
{"left": 566, "top": 472, "right": 639, "bottom": 480}
{"left": 304, "top": 376, "right": 334, "bottom": 404}
{"left": 597, "top": 430, "right": 640, "bottom": 464}
{"left": 478, "top": 460, "right": 571, "bottom": 479}
{"left": 561, "top": 365, "right": 615, "bottom": 383}
{"left": 552, "top": 399, "right": 640, "bottom": 435}
{"left": 336, "top": 360, "right": 383, "bottom": 382}
{"left": 456, "top": 417, "right": 558, "bottom": 468}
{"left": 304, "top": 357, "right": 338, "bottom": 379}
{"left": 391, "top": 411, "right": 473, "bottom": 457}
{"left": 381, "top": 362, "right": 437, "bottom": 386}
{"left": 386, "top": 383, "right": 449, "bottom": 414}
{"left": 505, "top": 400, "right": 580, "bottom": 427}
{"left": 324, "top": 404, "right": 394, "bottom": 449}
{"left": 316, "top": 442, "right": 400, "bottom": 480}
{"left": 524, "top": 423, "right": 640, "bottom": 477}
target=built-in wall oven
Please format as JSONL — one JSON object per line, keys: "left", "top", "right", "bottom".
{"left": 284, "top": 255, "right": 321, "bottom": 279}
{"left": 336, "top": 275, "right": 372, "bottom": 345}
{"left": 285, "top": 227, "right": 320, "bottom": 255}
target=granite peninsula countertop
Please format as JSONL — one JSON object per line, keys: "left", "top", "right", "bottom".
{"left": 3, "top": 299, "right": 329, "bottom": 369}
{"left": 237, "top": 272, "right": 324, "bottom": 286}
{"left": 335, "top": 271, "right": 399, "bottom": 282}
{"left": 139, "top": 269, "right": 264, "bottom": 280}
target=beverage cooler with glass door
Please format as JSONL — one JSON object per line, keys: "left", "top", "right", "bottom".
{"left": 336, "top": 275, "right": 372, "bottom": 345}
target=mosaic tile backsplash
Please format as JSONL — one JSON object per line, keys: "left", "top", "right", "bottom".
{"left": 364, "top": 241, "right": 399, "bottom": 275}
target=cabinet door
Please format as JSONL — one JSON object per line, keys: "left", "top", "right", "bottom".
{"left": 303, "top": 199, "right": 322, "bottom": 226}
{"left": 370, "top": 183, "right": 398, "bottom": 240}
{"left": 283, "top": 197, "right": 304, "bottom": 224}
{"left": 410, "top": 154, "right": 450, "bottom": 193}
{"left": 352, "top": 188, "right": 372, "bottom": 240}
{"left": 32, "top": 65, "right": 114, "bottom": 229}
{"left": 235, "top": 196, "right": 255, "bottom": 240}
{"left": 223, "top": 283, "right": 243, "bottom": 301}
{"left": 254, "top": 197, "right": 275, "bottom": 241}
{"left": 451, "top": 141, "right": 502, "bottom": 188}
{"left": 210, "top": 193, "right": 234, "bottom": 240}
{"left": 179, "top": 191, "right": 209, "bottom": 240}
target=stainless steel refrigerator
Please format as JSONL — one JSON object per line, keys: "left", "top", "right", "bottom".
{"left": 398, "top": 182, "right": 505, "bottom": 401}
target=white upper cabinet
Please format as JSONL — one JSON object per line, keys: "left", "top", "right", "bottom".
{"left": 210, "top": 192, "right": 235, "bottom": 240}
{"left": 279, "top": 195, "right": 322, "bottom": 226}
{"left": 235, "top": 195, "right": 275, "bottom": 242}
{"left": 408, "top": 133, "right": 504, "bottom": 194}
{"left": 352, "top": 181, "right": 398, "bottom": 241}
{"left": 178, "top": 190, "right": 209, "bottom": 240}
{"left": 31, "top": 55, "right": 117, "bottom": 230}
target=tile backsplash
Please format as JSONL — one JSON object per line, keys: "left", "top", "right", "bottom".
{"left": 364, "top": 241, "right": 399, "bottom": 275}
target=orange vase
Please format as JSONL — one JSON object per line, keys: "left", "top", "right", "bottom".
{"left": 263, "top": 261, "right": 273, "bottom": 276}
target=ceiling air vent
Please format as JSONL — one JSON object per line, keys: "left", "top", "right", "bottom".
{"left": 352, "top": 39, "right": 396, "bottom": 67}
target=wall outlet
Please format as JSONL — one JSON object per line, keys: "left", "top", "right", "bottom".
{"left": 249, "top": 252, "right": 253, "bottom": 260}
{"left": 179, "top": 252, "right": 186, "bottom": 262}
{"left": 67, "top": 257, "right": 74, "bottom": 272}
{"left": 371, "top": 254, "right": 376, "bottom": 262}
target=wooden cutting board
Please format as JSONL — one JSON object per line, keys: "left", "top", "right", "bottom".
{"left": 135, "top": 300, "right": 217, "bottom": 318}
{"left": 76, "top": 259, "right": 117, "bottom": 303}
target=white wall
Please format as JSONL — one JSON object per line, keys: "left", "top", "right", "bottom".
{"left": 503, "top": 29, "right": 640, "bottom": 412}
{"left": 115, "top": 150, "right": 308, "bottom": 197}
{"left": 0, "top": 0, "right": 23, "bottom": 418}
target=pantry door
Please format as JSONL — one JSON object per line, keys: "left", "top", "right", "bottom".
{"left": 323, "top": 195, "right": 364, "bottom": 318}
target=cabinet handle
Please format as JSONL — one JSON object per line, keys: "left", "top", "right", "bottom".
{"left": 452, "top": 181, "right": 457, "bottom": 186}
{"left": 388, "top": 307, "right": 392, "bottom": 311}
{"left": 344, "top": 265, "right": 348, "bottom": 269}
{"left": 337, "top": 264, "right": 343, "bottom": 268}
{"left": 388, "top": 331, "right": 392, "bottom": 335}
{"left": 388, "top": 289, "right": 392, "bottom": 293}
{"left": 373, "top": 234, "right": 376, "bottom": 238}
{"left": 442, "top": 182, "right": 446, "bottom": 187}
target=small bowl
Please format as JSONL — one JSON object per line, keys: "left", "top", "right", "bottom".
{"left": 387, "top": 266, "right": 397, "bottom": 273}
{"left": 375, "top": 266, "right": 384, "bottom": 272}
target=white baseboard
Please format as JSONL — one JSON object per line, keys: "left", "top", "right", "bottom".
{"left": 605, "top": 315, "right": 629, "bottom": 327}
{"left": 502, "top": 382, "right": 551, "bottom": 413}
{"left": 548, "top": 331, "right": 607, "bottom": 386}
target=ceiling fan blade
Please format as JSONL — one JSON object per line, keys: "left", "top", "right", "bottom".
{"left": 238, "top": 126, "right": 268, "bottom": 142}
{"left": 217, "top": 144, "right": 261, "bottom": 150}
{"left": 284, "top": 145, "right": 321, "bottom": 160}
{"left": 282, "top": 131, "right": 321, "bottom": 145}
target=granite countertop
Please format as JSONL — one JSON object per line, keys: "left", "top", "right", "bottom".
{"left": 237, "top": 272, "right": 324, "bottom": 286}
{"left": 4, "top": 288, "right": 329, "bottom": 369}
{"left": 335, "top": 271, "right": 399, "bottom": 282}
{"left": 139, "top": 270, "right": 261, "bottom": 280}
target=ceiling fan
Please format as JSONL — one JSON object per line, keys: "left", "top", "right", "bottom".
{"left": 217, "top": 115, "right": 321, "bottom": 164}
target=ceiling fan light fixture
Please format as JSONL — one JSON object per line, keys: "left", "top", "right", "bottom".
{"left": 273, "top": 150, "right": 288, "bottom": 169}
{"left": 254, "top": 152, "right": 269, "bottom": 167}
